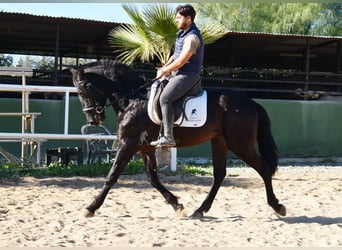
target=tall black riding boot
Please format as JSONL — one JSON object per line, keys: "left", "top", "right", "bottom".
{"left": 150, "top": 104, "right": 176, "bottom": 147}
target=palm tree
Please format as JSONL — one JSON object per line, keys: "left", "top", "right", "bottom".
{"left": 108, "top": 3, "right": 226, "bottom": 65}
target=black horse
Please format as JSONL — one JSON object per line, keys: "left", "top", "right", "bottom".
{"left": 70, "top": 60, "right": 286, "bottom": 218}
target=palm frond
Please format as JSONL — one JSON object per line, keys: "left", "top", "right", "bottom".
{"left": 143, "top": 4, "right": 178, "bottom": 38}
{"left": 200, "top": 22, "right": 227, "bottom": 45}
{"left": 108, "top": 4, "right": 227, "bottom": 65}
{"left": 108, "top": 25, "right": 155, "bottom": 64}
{"left": 142, "top": 4, "right": 178, "bottom": 64}
{"left": 122, "top": 4, "right": 153, "bottom": 44}
{"left": 122, "top": 4, "right": 146, "bottom": 31}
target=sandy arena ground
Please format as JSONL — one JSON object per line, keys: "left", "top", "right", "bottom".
{"left": 0, "top": 166, "right": 341, "bottom": 247}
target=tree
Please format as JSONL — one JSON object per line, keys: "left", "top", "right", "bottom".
{"left": 194, "top": 3, "right": 340, "bottom": 36}
{"left": 0, "top": 54, "right": 13, "bottom": 66}
{"left": 16, "top": 56, "right": 54, "bottom": 69}
{"left": 311, "top": 3, "right": 342, "bottom": 36}
{"left": 16, "top": 55, "right": 95, "bottom": 70}
{"left": 109, "top": 3, "right": 226, "bottom": 65}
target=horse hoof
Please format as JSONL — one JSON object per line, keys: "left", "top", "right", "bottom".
{"left": 174, "top": 204, "right": 187, "bottom": 217}
{"left": 84, "top": 209, "right": 95, "bottom": 218}
{"left": 189, "top": 210, "right": 203, "bottom": 219}
{"left": 275, "top": 204, "right": 286, "bottom": 216}
{"left": 175, "top": 208, "right": 187, "bottom": 217}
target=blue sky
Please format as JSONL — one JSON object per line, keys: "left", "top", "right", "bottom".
{"left": 0, "top": 3, "right": 180, "bottom": 23}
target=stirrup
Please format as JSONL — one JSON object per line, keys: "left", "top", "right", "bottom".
{"left": 150, "top": 136, "right": 176, "bottom": 147}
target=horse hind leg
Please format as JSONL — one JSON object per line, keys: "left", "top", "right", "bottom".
{"left": 191, "top": 137, "right": 227, "bottom": 218}
{"left": 236, "top": 149, "right": 286, "bottom": 216}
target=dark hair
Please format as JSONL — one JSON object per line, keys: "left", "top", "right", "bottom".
{"left": 175, "top": 4, "right": 196, "bottom": 22}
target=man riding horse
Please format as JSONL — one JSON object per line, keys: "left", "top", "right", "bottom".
{"left": 150, "top": 4, "right": 204, "bottom": 147}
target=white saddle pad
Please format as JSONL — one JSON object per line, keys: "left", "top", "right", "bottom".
{"left": 148, "top": 81, "right": 207, "bottom": 127}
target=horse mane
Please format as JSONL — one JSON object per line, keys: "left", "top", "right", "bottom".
{"left": 84, "top": 59, "right": 146, "bottom": 92}
{"left": 101, "top": 60, "right": 138, "bottom": 81}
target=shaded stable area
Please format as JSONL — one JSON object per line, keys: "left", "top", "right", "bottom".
{"left": 0, "top": 12, "right": 341, "bottom": 100}
{"left": 204, "top": 32, "right": 342, "bottom": 100}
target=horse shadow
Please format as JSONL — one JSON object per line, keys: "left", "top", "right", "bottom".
{"left": 277, "top": 215, "right": 342, "bottom": 225}
{"left": 182, "top": 215, "right": 342, "bottom": 226}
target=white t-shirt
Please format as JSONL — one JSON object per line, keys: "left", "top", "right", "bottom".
{"left": 182, "top": 34, "right": 200, "bottom": 55}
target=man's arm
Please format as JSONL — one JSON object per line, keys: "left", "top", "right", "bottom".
{"left": 163, "top": 56, "right": 174, "bottom": 67}
{"left": 156, "top": 35, "right": 199, "bottom": 79}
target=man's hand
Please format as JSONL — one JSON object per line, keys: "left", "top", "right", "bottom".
{"left": 156, "top": 68, "right": 165, "bottom": 80}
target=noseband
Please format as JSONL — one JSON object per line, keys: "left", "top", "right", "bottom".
{"left": 82, "top": 105, "right": 105, "bottom": 114}
{"left": 79, "top": 81, "right": 109, "bottom": 114}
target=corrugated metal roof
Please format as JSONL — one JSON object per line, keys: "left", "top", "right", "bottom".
{"left": 0, "top": 11, "right": 123, "bottom": 58}
{"left": 0, "top": 11, "right": 126, "bottom": 25}
{"left": 225, "top": 31, "right": 342, "bottom": 40}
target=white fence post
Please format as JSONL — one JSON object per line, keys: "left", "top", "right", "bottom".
{"left": 64, "top": 91, "right": 70, "bottom": 134}
{"left": 170, "top": 147, "right": 177, "bottom": 172}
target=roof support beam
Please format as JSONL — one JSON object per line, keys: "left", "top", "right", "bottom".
{"left": 303, "top": 39, "right": 311, "bottom": 99}
{"left": 54, "top": 21, "right": 60, "bottom": 85}
{"left": 337, "top": 41, "right": 341, "bottom": 72}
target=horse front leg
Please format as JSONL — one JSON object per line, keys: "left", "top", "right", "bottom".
{"left": 85, "top": 145, "right": 136, "bottom": 218}
{"left": 142, "top": 150, "right": 184, "bottom": 214}
{"left": 191, "top": 138, "right": 227, "bottom": 218}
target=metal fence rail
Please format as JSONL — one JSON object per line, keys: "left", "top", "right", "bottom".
{"left": 0, "top": 74, "right": 117, "bottom": 164}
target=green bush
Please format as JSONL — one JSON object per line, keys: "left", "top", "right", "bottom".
{"left": 0, "top": 159, "right": 219, "bottom": 179}
{"left": 0, "top": 159, "right": 146, "bottom": 178}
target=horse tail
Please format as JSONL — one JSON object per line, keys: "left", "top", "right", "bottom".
{"left": 255, "top": 102, "right": 278, "bottom": 175}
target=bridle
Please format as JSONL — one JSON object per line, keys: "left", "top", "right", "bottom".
{"left": 78, "top": 80, "right": 110, "bottom": 114}
{"left": 78, "top": 77, "right": 156, "bottom": 114}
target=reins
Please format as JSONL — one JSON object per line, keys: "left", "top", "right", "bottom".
{"left": 126, "top": 77, "right": 157, "bottom": 99}
{"left": 83, "top": 77, "right": 156, "bottom": 114}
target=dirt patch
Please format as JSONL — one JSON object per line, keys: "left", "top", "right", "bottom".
{"left": 0, "top": 166, "right": 341, "bottom": 247}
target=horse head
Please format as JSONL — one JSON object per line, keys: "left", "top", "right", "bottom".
{"left": 70, "top": 60, "right": 148, "bottom": 125}
{"left": 70, "top": 67, "right": 108, "bottom": 125}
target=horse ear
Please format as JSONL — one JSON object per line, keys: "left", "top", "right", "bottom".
{"left": 77, "top": 68, "right": 84, "bottom": 79}
{"left": 69, "top": 68, "right": 77, "bottom": 76}
{"left": 69, "top": 68, "right": 84, "bottom": 81}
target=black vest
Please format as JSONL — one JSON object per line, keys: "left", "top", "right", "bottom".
{"left": 174, "top": 24, "right": 204, "bottom": 73}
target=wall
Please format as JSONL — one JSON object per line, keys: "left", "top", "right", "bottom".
{"left": 178, "top": 99, "right": 342, "bottom": 158}
{"left": 257, "top": 99, "right": 342, "bottom": 157}
{"left": 1, "top": 97, "right": 342, "bottom": 161}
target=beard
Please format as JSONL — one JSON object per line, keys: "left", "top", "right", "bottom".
{"left": 177, "top": 22, "right": 187, "bottom": 30}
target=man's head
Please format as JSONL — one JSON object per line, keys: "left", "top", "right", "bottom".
{"left": 175, "top": 4, "right": 196, "bottom": 30}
